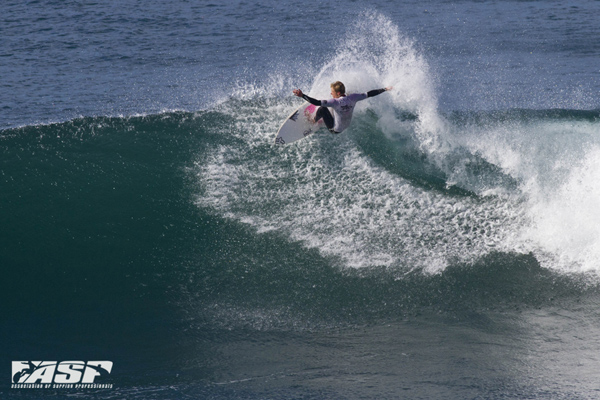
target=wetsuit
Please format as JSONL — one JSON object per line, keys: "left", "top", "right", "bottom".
{"left": 301, "top": 88, "right": 387, "bottom": 133}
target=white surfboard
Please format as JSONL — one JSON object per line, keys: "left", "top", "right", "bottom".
{"left": 275, "top": 102, "right": 323, "bottom": 145}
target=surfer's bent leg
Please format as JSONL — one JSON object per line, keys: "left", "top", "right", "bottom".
{"left": 300, "top": 93, "right": 337, "bottom": 133}
{"left": 315, "top": 107, "right": 336, "bottom": 133}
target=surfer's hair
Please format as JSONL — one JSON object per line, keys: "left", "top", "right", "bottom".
{"left": 330, "top": 81, "right": 345, "bottom": 95}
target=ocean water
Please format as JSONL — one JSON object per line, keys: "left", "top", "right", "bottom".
{"left": 2, "top": 0, "right": 600, "bottom": 398}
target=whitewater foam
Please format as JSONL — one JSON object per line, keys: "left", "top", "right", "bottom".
{"left": 196, "top": 125, "right": 521, "bottom": 272}
{"left": 522, "top": 145, "right": 600, "bottom": 273}
{"left": 443, "top": 112, "right": 600, "bottom": 273}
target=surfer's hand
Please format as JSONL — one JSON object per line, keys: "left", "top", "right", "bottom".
{"left": 385, "top": 87, "right": 393, "bottom": 91}
{"left": 293, "top": 89, "right": 303, "bottom": 97}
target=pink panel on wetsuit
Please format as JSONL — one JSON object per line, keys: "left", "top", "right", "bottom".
{"left": 304, "top": 104, "right": 316, "bottom": 116}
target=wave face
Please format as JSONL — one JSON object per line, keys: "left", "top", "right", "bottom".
{"left": 5, "top": 109, "right": 598, "bottom": 305}
{"left": 4, "top": 99, "right": 600, "bottom": 400}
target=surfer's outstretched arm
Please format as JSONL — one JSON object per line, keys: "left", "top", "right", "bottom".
{"left": 292, "top": 89, "right": 321, "bottom": 106}
{"left": 367, "top": 87, "right": 393, "bottom": 98}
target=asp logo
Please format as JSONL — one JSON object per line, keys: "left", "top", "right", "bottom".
{"left": 12, "top": 361, "right": 113, "bottom": 388}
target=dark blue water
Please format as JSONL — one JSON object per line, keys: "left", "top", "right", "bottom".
{"left": 3, "top": 1, "right": 600, "bottom": 398}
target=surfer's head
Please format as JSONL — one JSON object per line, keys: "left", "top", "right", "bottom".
{"left": 330, "top": 81, "right": 346, "bottom": 98}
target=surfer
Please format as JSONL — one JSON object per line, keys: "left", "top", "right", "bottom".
{"left": 293, "top": 81, "right": 392, "bottom": 134}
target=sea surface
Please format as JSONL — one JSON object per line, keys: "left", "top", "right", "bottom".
{"left": 2, "top": 0, "right": 600, "bottom": 398}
